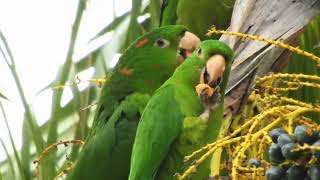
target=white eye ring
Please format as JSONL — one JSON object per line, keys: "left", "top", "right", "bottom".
{"left": 197, "top": 47, "right": 204, "bottom": 59}
{"left": 154, "top": 38, "right": 170, "bottom": 48}
{"left": 197, "top": 48, "right": 202, "bottom": 56}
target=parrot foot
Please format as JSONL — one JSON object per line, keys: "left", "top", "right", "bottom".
{"left": 199, "top": 103, "right": 219, "bottom": 123}
{"left": 196, "top": 83, "right": 220, "bottom": 122}
{"left": 200, "top": 108, "right": 210, "bottom": 122}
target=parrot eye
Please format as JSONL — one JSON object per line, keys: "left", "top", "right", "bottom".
{"left": 197, "top": 48, "right": 202, "bottom": 55}
{"left": 197, "top": 48, "right": 203, "bottom": 58}
{"left": 154, "top": 39, "right": 170, "bottom": 48}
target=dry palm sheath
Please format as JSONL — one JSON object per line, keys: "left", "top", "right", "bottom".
{"left": 129, "top": 40, "right": 234, "bottom": 180}
{"left": 67, "top": 25, "right": 200, "bottom": 180}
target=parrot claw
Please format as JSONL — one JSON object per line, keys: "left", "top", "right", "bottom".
{"left": 196, "top": 83, "right": 220, "bottom": 105}
{"left": 200, "top": 108, "right": 210, "bottom": 123}
{"left": 197, "top": 85, "right": 220, "bottom": 123}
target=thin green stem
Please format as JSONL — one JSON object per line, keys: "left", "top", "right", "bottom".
{"left": 0, "top": 138, "right": 16, "bottom": 180}
{"left": 47, "top": 0, "right": 86, "bottom": 144}
{"left": 0, "top": 31, "right": 44, "bottom": 153}
{"left": 0, "top": 102, "right": 25, "bottom": 180}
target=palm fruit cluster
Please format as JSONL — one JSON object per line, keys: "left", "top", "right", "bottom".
{"left": 265, "top": 125, "right": 320, "bottom": 180}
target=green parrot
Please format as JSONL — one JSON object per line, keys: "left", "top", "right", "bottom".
{"left": 176, "top": 0, "right": 234, "bottom": 39}
{"left": 67, "top": 25, "right": 200, "bottom": 180}
{"left": 128, "top": 40, "right": 234, "bottom": 180}
{"left": 160, "top": 0, "right": 179, "bottom": 26}
{"left": 159, "top": 0, "right": 234, "bottom": 39}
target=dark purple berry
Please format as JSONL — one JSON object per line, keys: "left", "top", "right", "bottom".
{"left": 270, "top": 128, "right": 287, "bottom": 143}
{"left": 286, "top": 165, "right": 307, "bottom": 180}
{"left": 266, "top": 166, "right": 285, "bottom": 180}
{"left": 294, "top": 125, "right": 319, "bottom": 145}
{"left": 312, "top": 140, "right": 320, "bottom": 159}
{"left": 281, "top": 143, "right": 300, "bottom": 160}
{"left": 309, "top": 165, "right": 320, "bottom": 180}
{"left": 248, "top": 159, "right": 261, "bottom": 167}
{"left": 269, "top": 143, "right": 285, "bottom": 164}
{"left": 278, "top": 134, "right": 293, "bottom": 147}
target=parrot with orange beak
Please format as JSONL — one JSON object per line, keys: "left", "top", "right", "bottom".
{"left": 129, "top": 40, "right": 234, "bottom": 180}
{"left": 67, "top": 25, "right": 200, "bottom": 180}
{"left": 196, "top": 54, "right": 226, "bottom": 121}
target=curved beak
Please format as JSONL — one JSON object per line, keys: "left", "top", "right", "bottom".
{"left": 201, "top": 54, "right": 226, "bottom": 87}
{"left": 196, "top": 54, "right": 226, "bottom": 96}
{"left": 177, "top": 31, "right": 200, "bottom": 63}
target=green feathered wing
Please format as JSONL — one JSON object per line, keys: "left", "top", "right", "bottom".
{"left": 129, "top": 40, "right": 234, "bottom": 180}
{"left": 67, "top": 25, "right": 187, "bottom": 180}
{"left": 129, "top": 86, "right": 185, "bottom": 180}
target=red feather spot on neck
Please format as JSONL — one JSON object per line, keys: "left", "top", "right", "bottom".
{"left": 135, "top": 38, "right": 149, "bottom": 48}
{"left": 119, "top": 68, "right": 134, "bottom": 76}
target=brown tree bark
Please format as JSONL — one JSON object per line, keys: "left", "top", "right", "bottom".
{"left": 222, "top": 0, "right": 320, "bottom": 115}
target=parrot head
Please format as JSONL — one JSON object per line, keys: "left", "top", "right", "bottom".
{"left": 196, "top": 40, "right": 233, "bottom": 88}
{"left": 116, "top": 25, "right": 200, "bottom": 93}
{"left": 121, "top": 25, "right": 200, "bottom": 66}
